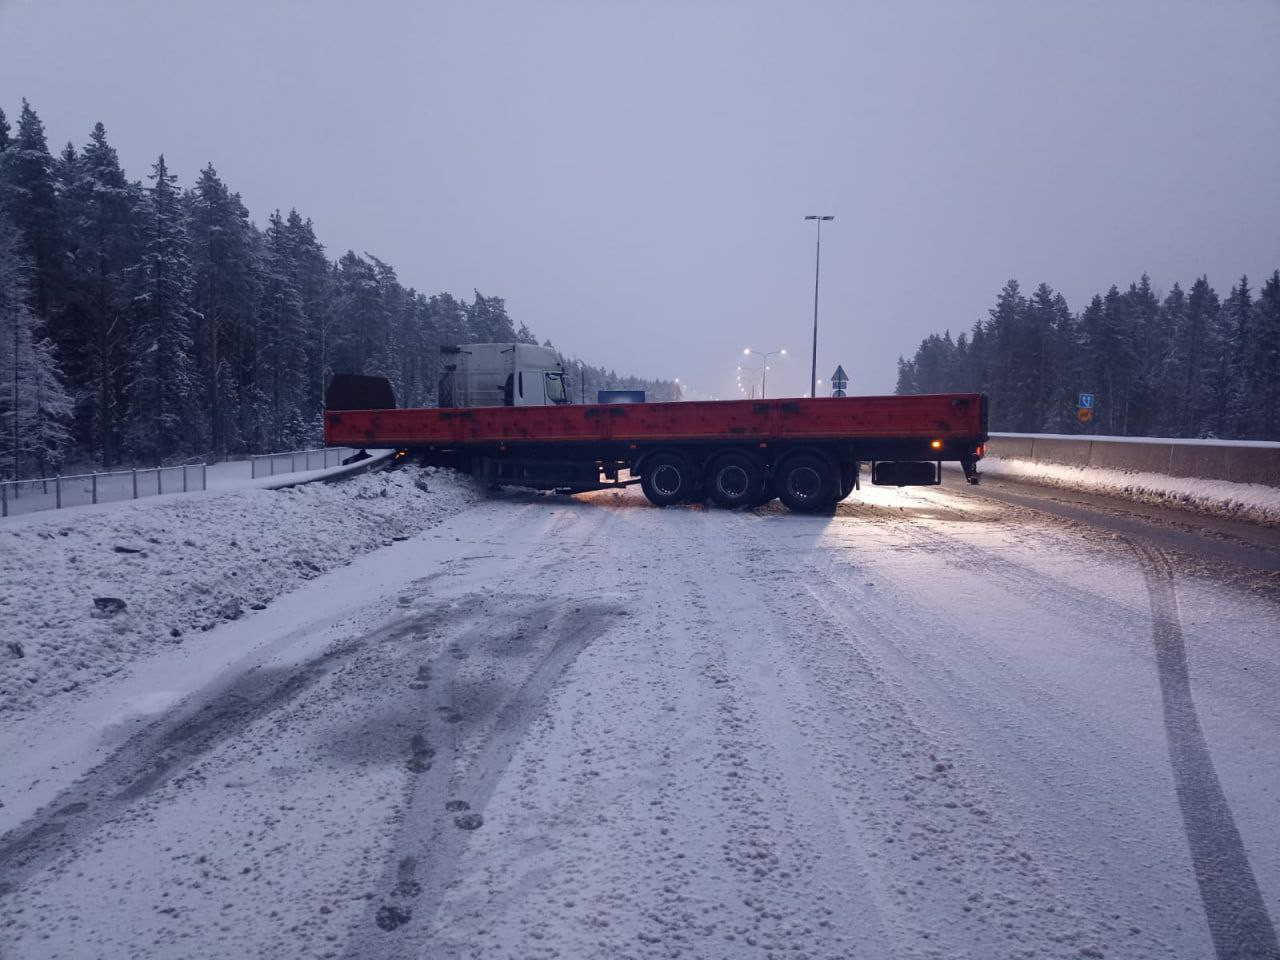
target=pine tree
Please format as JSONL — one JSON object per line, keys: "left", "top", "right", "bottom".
{"left": 282, "top": 211, "right": 330, "bottom": 424}
{"left": 1221, "top": 276, "right": 1253, "bottom": 437}
{"left": 0, "top": 101, "right": 66, "bottom": 345}
{"left": 467, "top": 292, "right": 517, "bottom": 342}
{"left": 0, "top": 214, "right": 73, "bottom": 479}
{"left": 985, "top": 280, "right": 1027, "bottom": 429}
{"left": 1251, "top": 272, "right": 1280, "bottom": 439}
{"left": 1153, "top": 283, "right": 1187, "bottom": 436}
{"left": 124, "top": 155, "right": 197, "bottom": 463}
{"left": 332, "top": 251, "right": 383, "bottom": 376}
{"left": 187, "top": 164, "right": 259, "bottom": 456}
{"left": 60, "top": 122, "right": 139, "bottom": 466}
{"left": 257, "top": 210, "right": 305, "bottom": 449}
{"left": 1023, "top": 283, "right": 1062, "bottom": 431}
{"left": 1173, "top": 277, "right": 1219, "bottom": 436}
{"left": 1201, "top": 278, "right": 1248, "bottom": 438}
{"left": 1123, "top": 274, "right": 1161, "bottom": 436}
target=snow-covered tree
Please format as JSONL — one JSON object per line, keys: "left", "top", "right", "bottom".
{"left": 0, "top": 214, "right": 73, "bottom": 478}
{"left": 187, "top": 164, "right": 259, "bottom": 456}
{"left": 59, "top": 122, "right": 140, "bottom": 467}
{"left": 0, "top": 101, "right": 65, "bottom": 339}
{"left": 257, "top": 210, "right": 306, "bottom": 449}
{"left": 123, "top": 155, "right": 197, "bottom": 463}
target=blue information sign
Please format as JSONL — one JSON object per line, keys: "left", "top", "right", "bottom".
{"left": 1078, "top": 392, "right": 1094, "bottom": 409}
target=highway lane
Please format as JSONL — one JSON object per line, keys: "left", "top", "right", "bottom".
{"left": 1, "top": 475, "right": 1276, "bottom": 959}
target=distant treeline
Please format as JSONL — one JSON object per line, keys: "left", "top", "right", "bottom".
{"left": 0, "top": 100, "right": 675, "bottom": 480}
{"left": 896, "top": 272, "right": 1280, "bottom": 440}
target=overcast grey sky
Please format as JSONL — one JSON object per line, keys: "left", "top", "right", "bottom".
{"left": 2, "top": 0, "right": 1277, "bottom": 398}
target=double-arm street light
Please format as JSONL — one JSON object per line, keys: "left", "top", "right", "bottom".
{"left": 804, "top": 215, "right": 834, "bottom": 399}
{"left": 743, "top": 347, "right": 786, "bottom": 398}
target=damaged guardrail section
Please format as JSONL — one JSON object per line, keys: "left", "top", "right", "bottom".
{"left": 986, "top": 434, "right": 1280, "bottom": 488}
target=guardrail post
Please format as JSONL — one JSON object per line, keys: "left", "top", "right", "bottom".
{"left": 55, "top": 474, "right": 62, "bottom": 509}
{"left": 202, "top": 463, "right": 207, "bottom": 490}
{"left": 132, "top": 468, "right": 138, "bottom": 499}
{"left": 92, "top": 473, "right": 98, "bottom": 504}
{"left": 1, "top": 482, "right": 7, "bottom": 518}
{"left": 183, "top": 466, "right": 189, "bottom": 493}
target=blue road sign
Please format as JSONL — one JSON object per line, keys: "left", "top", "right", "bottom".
{"left": 1078, "top": 392, "right": 1095, "bottom": 409}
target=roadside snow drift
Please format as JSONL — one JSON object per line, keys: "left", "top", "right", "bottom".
{"left": 977, "top": 455, "right": 1280, "bottom": 525}
{"left": 0, "top": 466, "right": 476, "bottom": 714}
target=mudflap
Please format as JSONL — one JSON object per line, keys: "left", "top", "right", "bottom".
{"left": 342, "top": 448, "right": 372, "bottom": 466}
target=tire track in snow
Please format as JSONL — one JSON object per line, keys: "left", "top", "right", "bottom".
{"left": 1129, "top": 540, "right": 1280, "bottom": 960}
{"left": 344, "top": 540, "right": 628, "bottom": 956}
{"left": 0, "top": 615, "right": 423, "bottom": 899}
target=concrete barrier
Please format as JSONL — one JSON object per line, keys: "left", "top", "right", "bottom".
{"left": 987, "top": 433, "right": 1280, "bottom": 488}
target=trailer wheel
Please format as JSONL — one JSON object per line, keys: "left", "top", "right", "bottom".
{"left": 776, "top": 453, "right": 838, "bottom": 513}
{"left": 641, "top": 452, "right": 693, "bottom": 507}
{"left": 706, "top": 452, "right": 765, "bottom": 509}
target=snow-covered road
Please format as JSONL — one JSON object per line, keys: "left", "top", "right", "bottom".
{"left": 1, "top": 475, "right": 1277, "bottom": 959}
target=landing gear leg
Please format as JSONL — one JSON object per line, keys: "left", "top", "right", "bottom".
{"left": 960, "top": 456, "right": 981, "bottom": 485}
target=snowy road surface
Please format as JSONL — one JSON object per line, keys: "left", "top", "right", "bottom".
{"left": 1, "top": 474, "right": 1277, "bottom": 959}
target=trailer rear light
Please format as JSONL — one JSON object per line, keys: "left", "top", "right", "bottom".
{"left": 930, "top": 439, "right": 942, "bottom": 450}
{"left": 975, "top": 444, "right": 985, "bottom": 457}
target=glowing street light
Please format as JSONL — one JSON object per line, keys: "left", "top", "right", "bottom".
{"left": 743, "top": 347, "right": 786, "bottom": 398}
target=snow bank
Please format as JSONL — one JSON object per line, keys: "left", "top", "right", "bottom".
{"left": 977, "top": 455, "right": 1280, "bottom": 525}
{"left": 0, "top": 466, "right": 477, "bottom": 714}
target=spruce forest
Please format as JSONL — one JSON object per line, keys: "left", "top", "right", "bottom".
{"left": 896, "top": 274, "right": 1280, "bottom": 440}
{"left": 0, "top": 100, "right": 675, "bottom": 481}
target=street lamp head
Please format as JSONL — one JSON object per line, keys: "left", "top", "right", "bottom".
{"left": 779, "top": 348, "right": 787, "bottom": 355}
{"left": 743, "top": 348, "right": 751, "bottom": 355}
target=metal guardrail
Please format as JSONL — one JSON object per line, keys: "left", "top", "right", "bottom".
{"left": 250, "top": 447, "right": 352, "bottom": 479}
{"left": 1, "top": 463, "right": 207, "bottom": 518}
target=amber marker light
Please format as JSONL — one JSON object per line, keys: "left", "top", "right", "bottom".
{"left": 930, "top": 439, "right": 942, "bottom": 449}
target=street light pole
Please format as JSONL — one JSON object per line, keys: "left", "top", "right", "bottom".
{"left": 743, "top": 347, "right": 786, "bottom": 399}
{"left": 804, "top": 215, "right": 834, "bottom": 398}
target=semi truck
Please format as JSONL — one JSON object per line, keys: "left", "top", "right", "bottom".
{"left": 323, "top": 343, "right": 988, "bottom": 513}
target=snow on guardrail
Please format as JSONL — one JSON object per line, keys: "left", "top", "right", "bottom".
{"left": 979, "top": 433, "right": 1280, "bottom": 525}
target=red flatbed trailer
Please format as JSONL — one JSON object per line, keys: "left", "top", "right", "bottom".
{"left": 324, "top": 390, "right": 988, "bottom": 513}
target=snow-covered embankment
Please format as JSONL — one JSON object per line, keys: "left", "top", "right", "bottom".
{"left": 0, "top": 466, "right": 476, "bottom": 714}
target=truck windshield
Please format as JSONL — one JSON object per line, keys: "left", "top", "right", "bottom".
{"left": 545, "top": 372, "right": 568, "bottom": 403}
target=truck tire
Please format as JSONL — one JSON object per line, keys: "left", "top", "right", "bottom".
{"left": 706, "top": 452, "right": 765, "bottom": 509}
{"left": 641, "top": 452, "right": 694, "bottom": 507}
{"left": 776, "top": 453, "right": 838, "bottom": 513}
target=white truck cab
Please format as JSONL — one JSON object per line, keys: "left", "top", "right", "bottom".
{"left": 438, "top": 343, "right": 570, "bottom": 408}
